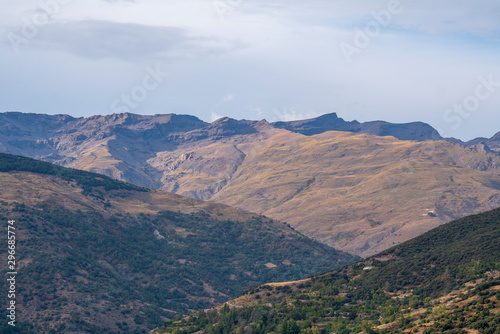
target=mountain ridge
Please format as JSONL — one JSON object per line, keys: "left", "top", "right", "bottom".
{"left": 272, "top": 112, "right": 443, "bottom": 141}
{"left": 4, "top": 110, "right": 500, "bottom": 145}
{"left": 2, "top": 112, "right": 500, "bottom": 256}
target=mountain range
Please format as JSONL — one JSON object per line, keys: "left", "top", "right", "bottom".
{"left": 1, "top": 112, "right": 500, "bottom": 256}
{"left": 1, "top": 111, "right": 500, "bottom": 333}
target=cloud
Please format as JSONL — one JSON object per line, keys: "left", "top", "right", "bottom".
{"left": 259, "top": 0, "right": 500, "bottom": 42}
{"left": 223, "top": 94, "right": 234, "bottom": 102}
{"left": 27, "top": 20, "right": 241, "bottom": 61}
{"left": 394, "top": 0, "right": 500, "bottom": 39}
{"left": 272, "top": 107, "right": 319, "bottom": 122}
{"left": 211, "top": 111, "right": 224, "bottom": 122}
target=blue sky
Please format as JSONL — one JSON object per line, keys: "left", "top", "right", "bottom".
{"left": 1, "top": 0, "right": 499, "bottom": 140}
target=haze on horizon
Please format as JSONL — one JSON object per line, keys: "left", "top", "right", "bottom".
{"left": 1, "top": 0, "right": 499, "bottom": 141}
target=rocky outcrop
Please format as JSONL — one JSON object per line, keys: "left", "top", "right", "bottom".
{"left": 272, "top": 112, "right": 442, "bottom": 141}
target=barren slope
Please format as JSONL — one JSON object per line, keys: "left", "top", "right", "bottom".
{"left": 209, "top": 131, "right": 500, "bottom": 256}
{"left": 2, "top": 112, "right": 500, "bottom": 257}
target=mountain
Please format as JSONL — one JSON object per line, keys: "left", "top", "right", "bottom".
{"left": 154, "top": 207, "right": 500, "bottom": 334}
{"left": 464, "top": 131, "right": 500, "bottom": 154}
{"left": 0, "top": 153, "right": 356, "bottom": 333}
{"left": 1, "top": 112, "right": 500, "bottom": 256}
{"left": 272, "top": 112, "right": 442, "bottom": 141}
{"left": 208, "top": 130, "right": 500, "bottom": 256}
{"left": 0, "top": 112, "right": 210, "bottom": 189}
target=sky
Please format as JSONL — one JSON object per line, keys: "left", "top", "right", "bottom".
{"left": 1, "top": 0, "right": 499, "bottom": 141}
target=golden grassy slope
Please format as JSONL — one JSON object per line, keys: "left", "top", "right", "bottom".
{"left": 145, "top": 122, "right": 281, "bottom": 200}
{"left": 0, "top": 171, "right": 265, "bottom": 225}
{"left": 33, "top": 122, "right": 500, "bottom": 257}
{"left": 207, "top": 131, "right": 500, "bottom": 257}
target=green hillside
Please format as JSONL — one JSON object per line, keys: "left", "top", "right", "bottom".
{"left": 156, "top": 208, "right": 500, "bottom": 334}
{"left": 0, "top": 153, "right": 357, "bottom": 333}
{"left": 0, "top": 152, "right": 147, "bottom": 193}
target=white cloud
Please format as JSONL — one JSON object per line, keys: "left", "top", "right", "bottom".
{"left": 272, "top": 107, "right": 319, "bottom": 122}
{"left": 211, "top": 111, "right": 224, "bottom": 122}
{"left": 6, "top": 19, "right": 243, "bottom": 61}
{"left": 30, "top": 21, "right": 187, "bottom": 60}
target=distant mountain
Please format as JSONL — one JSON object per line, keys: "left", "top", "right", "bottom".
{"left": 208, "top": 130, "right": 500, "bottom": 256}
{"left": 463, "top": 131, "right": 500, "bottom": 153}
{"left": 155, "top": 207, "right": 500, "bottom": 334}
{"left": 0, "top": 153, "right": 355, "bottom": 333}
{"left": 272, "top": 112, "right": 443, "bottom": 141}
{"left": 1, "top": 112, "right": 500, "bottom": 256}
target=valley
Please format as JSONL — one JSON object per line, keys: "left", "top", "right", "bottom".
{"left": 1, "top": 112, "right": 500, "bottom": 333}
{"left": 0, "top": 153, "right": 355, "bottom": 333}
{"left": 155, "top": 206, "right": 500, "bottom": 334}
{"left": 3, "top": 2, "right": 498, "bottom": 333}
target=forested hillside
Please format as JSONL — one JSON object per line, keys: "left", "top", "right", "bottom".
{"left": 156, "top": 207, "right": 500, "bottom": 334}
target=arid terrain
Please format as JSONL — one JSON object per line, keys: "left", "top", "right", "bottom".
{"left": 2, "top": 112, "right": 500, "bottom": 256}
